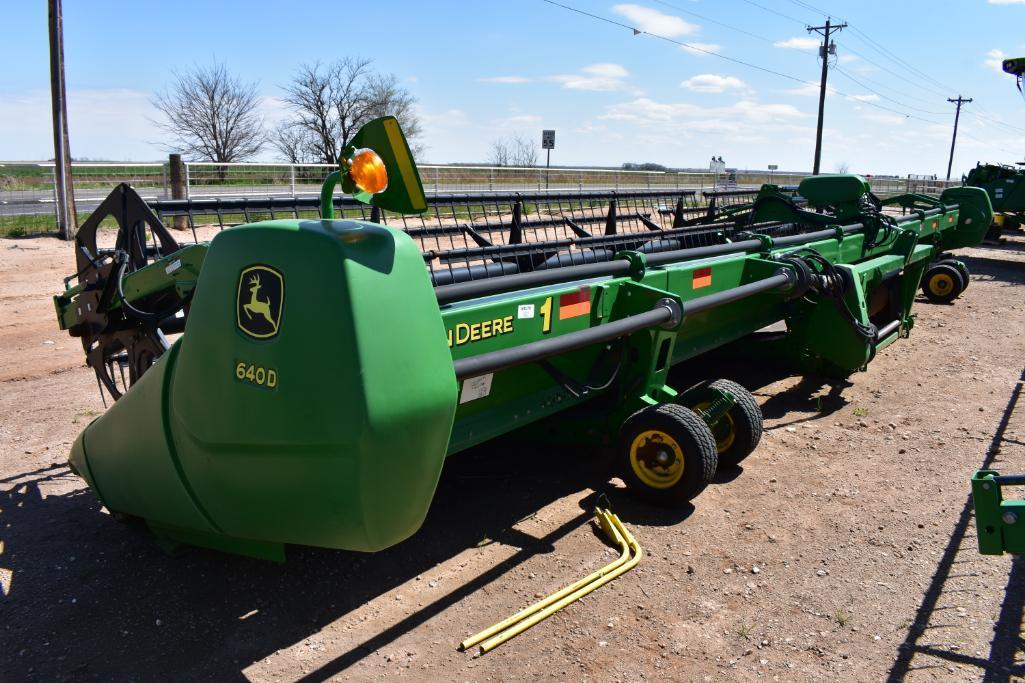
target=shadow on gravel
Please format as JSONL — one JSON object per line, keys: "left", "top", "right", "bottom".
{"left": 885, "top": 367, "right": 1025, "bottom": 682}
{"left": 0, "top": 355, "right": 816, "bottom": 681}
{"left": 0, "top": 435, "right": 614, "bottom": 682}
{"left": 960, "top": 254, "right": 1025, "bottom": 286}
{"left": 0, "top": 344, "right": 863, "bottom": 681}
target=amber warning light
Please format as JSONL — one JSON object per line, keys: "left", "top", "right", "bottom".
{"left": 347, "top": 148, "right": 388, "bottom": 195}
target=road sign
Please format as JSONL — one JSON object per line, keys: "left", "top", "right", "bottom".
{"left": 768, "top": 164, "right": 778, "bottom": 170}
{"left": 542, "top": 130, "right": 555, "bottom": 150}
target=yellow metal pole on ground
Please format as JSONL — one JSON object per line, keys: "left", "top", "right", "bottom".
{"left": 460, "top": 508, "right": 643, "bottom": 654}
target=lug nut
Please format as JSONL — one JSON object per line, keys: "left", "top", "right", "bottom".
{"left": 1003, "top": 511, "right": 1018, "bottom": 525}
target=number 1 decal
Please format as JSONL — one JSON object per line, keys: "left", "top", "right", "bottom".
{"left": 539, "top": 296, "right": 553, "bottom": 334}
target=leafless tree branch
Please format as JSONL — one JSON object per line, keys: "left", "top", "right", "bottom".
{"left": 151, "top": 61, "right": 265, "bottom": 162}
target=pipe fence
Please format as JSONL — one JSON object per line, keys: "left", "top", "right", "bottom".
{"left": 0, "top": 160, "right": 959, "bottom": 236}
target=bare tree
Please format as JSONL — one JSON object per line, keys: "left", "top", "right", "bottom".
{"left": 489, "top": 138, "right": 512, "bottom": 166}
{"left": 489, "top": 134, "right": 537, "bottom": 167}
{"left": 152, "top": 61, "right": 265, "bottom": 162}
{"left": 510, "top": 134, "right": 538, "bottom": 167}
{"left": 835, "top": 161, "right": 851, "bottom": 174}
{"left": 279, "top": 59, "right": 423, "bottom": 164}
{"left": 270, "top": 121, "right": 318, "bottom": 164}
{"left": 365, "top": 73, "right": 424, "bottom": 156}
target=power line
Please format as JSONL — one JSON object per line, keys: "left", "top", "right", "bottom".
{"left": 833, "top": 67, "right": 947, "bottom": 117}
{"left": 735, "top": 0, "right": 807, "bottom": 26}
{"left": 835, "top": 43, "right": 950, "bottom": 100}
{"left": 962, "top": 109, "right": 1025, "bottom": 137}
{"left": 786, "top": 0, "right": 843, "bottom": 22}
{"left": 539, "top": 0, "right": 1006, "bottom": 164}
{"left": 846, "top": 26, "right": 957, "bottom": 96}
{"left": 650, "top": 0, "right": 775, "bottom": 45}
{"left": 541, "top": 0, "right": 813, "bottom": 86}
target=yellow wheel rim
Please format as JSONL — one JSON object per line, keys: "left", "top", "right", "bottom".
{"left": 629, "top": 429, "right": 684, "bottom": 489}
{"left": 694, "top": 401, "right": 737, "bottom": 454}
{"left": 929, "top": 272, "right": 954, "bottom": 296}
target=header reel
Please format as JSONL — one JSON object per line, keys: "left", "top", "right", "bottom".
{"left": 57, "top": 116, "right": 425, "bottom": 403}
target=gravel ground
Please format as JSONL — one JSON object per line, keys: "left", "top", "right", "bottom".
{"left": 1, "top": 231, "right": 1024, "bottom": 681}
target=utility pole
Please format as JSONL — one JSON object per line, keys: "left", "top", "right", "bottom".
{"left": 48, "top": 0, "right": 77, "bottom": 239}
{"left": 946, "top": 95, "right": 972, "bottom": 181}
{"left": 807, "top": 18, "right": 847, "bottom": 175}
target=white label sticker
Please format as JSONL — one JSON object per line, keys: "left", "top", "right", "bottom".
{"left": 517, "top": 304, "right": 535, "bottom": 319}
{"left": 459, "top": 373, "right": 493, "bottom": 404}
{"left": 165, "top": 259, "right": 182, "bottom": 275}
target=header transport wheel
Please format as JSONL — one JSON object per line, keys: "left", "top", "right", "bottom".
{"left": 620, "top": 404, "right": 717, "bottom": 506}
{"left": 688, "top": 379, "right": 764, "bottom": 468}
{"left": 921, "top": 262, "right": 966, "bottom": 304}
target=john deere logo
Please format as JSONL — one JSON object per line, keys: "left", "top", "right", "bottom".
{"left": 237, "top": 265, "right": 283, "bottom": 339}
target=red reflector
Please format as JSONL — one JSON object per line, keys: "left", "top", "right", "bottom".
{"left": 692, "top": 267, "right": 712, "bottom": 289}
{"left": 559, "top": 287, "right": 591, "bottom": 320}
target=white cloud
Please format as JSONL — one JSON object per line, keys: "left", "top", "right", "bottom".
{"left": 839, "top": 54, "right": 859, "bottom": 64}
{"left": 600, "top": 97, "right": 806, "bottom": 132}
{"left": 847, "top": 93, "right": 880, "bottom": 103}
{"left": 985, "top": 48, "right": 1008, "bottom": 72}
{"left": 496, "top": 114, "right": 543, "bottom": 128}
{"left": 582, "top": 63, "right": 630, "bottom": 79}
{"left": 784, "top": 83, "right": 836, "bottom": 97}
{"left": 774, "top": 37, "right": 820, "bottom": 50}
{"left": 549, "top": 63, "right": 636, "bottom": 92}
{"left": 478, "top": 76, "right": 532, "bottom": 84}
{"left": 680, "top": 74, "right": 748, "bottom": 93}
{"left": 611, "top": 4, "right": 698, "bottom": 37}
{"left": 417, "top": 107, "right": 470, "bottom": 129}
{"left": 680, "top": 42, "right": 721, "bottom": 56}
{"left": 989, "top": 0, "right": 1025, "bottom": 4}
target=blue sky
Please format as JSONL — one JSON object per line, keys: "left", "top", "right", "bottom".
{"left": 2, "top": 0, "right": 1024, "bottom": 176}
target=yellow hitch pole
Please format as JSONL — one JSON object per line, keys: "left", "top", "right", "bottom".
{"left": 460, "top": 508, "right": 643, "bottom": 654}
{"left": 459, "top": 508, "right": 629, "bottom": 651}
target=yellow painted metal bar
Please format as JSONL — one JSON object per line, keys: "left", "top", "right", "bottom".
{"left": 459, "top": 508, "right": 630, "bottom": 651}
{"left": 462, "top": 508, "right": 644, "bottom": 654}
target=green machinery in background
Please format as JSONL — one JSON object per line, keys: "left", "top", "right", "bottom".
{"left": 961, "top": 57, "right": 1025, "bottom": 239}
{"left": 55, "top": 117, "right": 993, "bottom": 560}
{"left": 963, "top": 162, "right": 1025, "bottom": 235}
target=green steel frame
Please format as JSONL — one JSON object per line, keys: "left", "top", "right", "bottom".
{"left": 53, "top": 136, "right": 993, "bottom": 559}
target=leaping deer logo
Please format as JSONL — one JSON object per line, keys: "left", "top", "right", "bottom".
{"left": 237, "top": 266, "right": 283, "bottom": 339}
{"left": 243, "top": 275, "right": 277, "bottom": 332}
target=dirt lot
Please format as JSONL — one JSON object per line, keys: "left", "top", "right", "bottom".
{"left": 2, "top": 231, "right": 1025, "bottom": 682}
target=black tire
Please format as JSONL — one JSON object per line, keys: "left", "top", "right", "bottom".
{"left": 921, "top": 263, "right": 965, "bottom": 304}
{"left": 619, "top": 403, "right": 717, "bottom": 506}
{"left": 685, "top": 379, "right": 764, "bottom": 468}
{"left": 936, "top": 258, "right": 969, "bottom": 293}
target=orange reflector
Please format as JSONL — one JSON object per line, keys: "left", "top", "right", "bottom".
{"left": 559, "top": 287, "right": 591, "bottom": 320}
{"left": 348, "top": 148, "right": 388, "bottom": 195}
{"left": 692, "top": 267, "right": 712, "bottom": 289}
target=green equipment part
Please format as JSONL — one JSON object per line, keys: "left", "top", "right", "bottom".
{"left": 1004, "top": 56, "right": 1025, "bottom": 95}
{"left": 963, "top": 162, "right": 1025, "bottom": 236}
{"left": 972, "top": 470, "right": 1025, "bottom": 555}
{"left": 54, "top": 119, "right": 993, "bottom": 559}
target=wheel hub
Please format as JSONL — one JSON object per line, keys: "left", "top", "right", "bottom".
{"left": 630, "top": 430, "right": 685, "bottom": 489}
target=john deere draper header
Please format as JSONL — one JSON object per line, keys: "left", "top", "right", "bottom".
{"left": 55, "top": 117, "right": 992, "bottom": 560}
